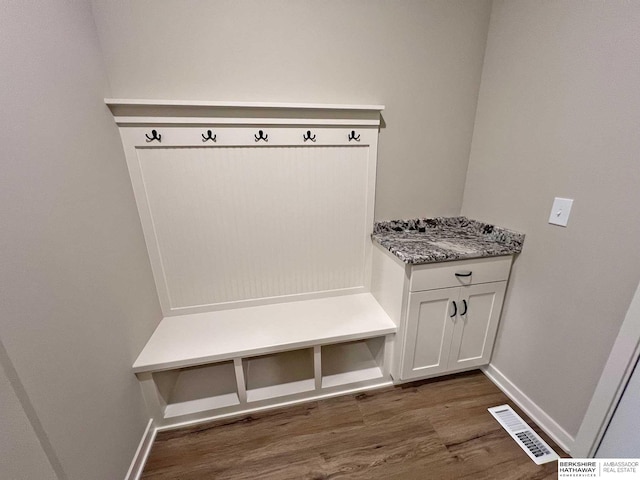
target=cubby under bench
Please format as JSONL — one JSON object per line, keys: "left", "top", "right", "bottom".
{"left": 134, "top": 293, "right": 397, "bottom": 428}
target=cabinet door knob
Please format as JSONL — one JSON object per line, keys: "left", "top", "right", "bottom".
{"left": 461, "top": 299, "right": 468, "bottom": 316}
{"left": 450, "top": 300, "right": 458, "bottom": 318}
{"left": 455, "top": 271, "right": 472, "bottom": 277}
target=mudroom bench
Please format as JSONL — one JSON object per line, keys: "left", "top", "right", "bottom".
{"left": 134, "top": 293, "right": 396, "bottom": 427}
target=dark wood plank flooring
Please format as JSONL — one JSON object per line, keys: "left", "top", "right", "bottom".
{"left": 142, "top": 371, "right": 566, "bottom": 479}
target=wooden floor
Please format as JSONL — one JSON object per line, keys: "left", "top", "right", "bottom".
{"left": 142, "top": 371, "right": 566, "bottom": 479}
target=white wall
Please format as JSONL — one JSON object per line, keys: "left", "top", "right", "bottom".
{"left": 91, "top": 0, "right": 493, "bottom": 220}
{"left": 462, "top": 0, "right": 640, "bottom": 443}
{"left": 0, "top": 1, "right": 161, "bottom": 479}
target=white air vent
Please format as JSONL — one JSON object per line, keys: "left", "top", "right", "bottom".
{"left": 488, "top": 405, "right": 559, "bottom": 465}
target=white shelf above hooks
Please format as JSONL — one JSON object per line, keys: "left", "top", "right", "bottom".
{"left": 104, "top": 98, "right": 385, "bottom": 126}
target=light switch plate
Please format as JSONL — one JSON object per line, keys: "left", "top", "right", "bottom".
{"left": 548, "top": 197, "right": 573, "bottom": 227}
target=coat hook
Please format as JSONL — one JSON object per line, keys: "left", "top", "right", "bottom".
{"left": 254, "top": 130, "right": 268, "bottom": 142}
{"left": 303, "top": 130, "right": 316, "bottom": 142}
{"left": 145, "top": 129, "right": 161, "bottom": 142}
{"left": 347, "top": 130, "right": 360, "bottom": 142}
{"left": 202, "top": 130, "right": 217, "bottom": 142}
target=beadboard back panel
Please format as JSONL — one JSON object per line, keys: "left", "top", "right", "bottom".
{"left": 106, "top": 101, "right": 383, "bottom": 316}
{"left": 138, "top": 145, "right": 368, "bottom": 310}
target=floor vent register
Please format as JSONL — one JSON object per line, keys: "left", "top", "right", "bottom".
{"left": 488, "top": 404, "right": 559, "bottom": 465}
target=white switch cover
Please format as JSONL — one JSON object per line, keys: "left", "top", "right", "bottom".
{"left": 548, "top": 197, "right": 574, "bottom": 227}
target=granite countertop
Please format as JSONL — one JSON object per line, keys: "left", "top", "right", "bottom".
{"left": 372, "top": 216, "right": 524, "bottom": 264}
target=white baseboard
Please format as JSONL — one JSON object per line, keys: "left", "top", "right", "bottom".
{"left": 482, "top": 364, "right": 574, "bottom": 454}
{"left": 125, "top": 419, "right": 156, "bottom": 480}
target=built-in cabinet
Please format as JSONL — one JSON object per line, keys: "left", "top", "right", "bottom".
{"left": 109, "top": 99, "right": 517, "bottom": 432}
{"left": 371, "top": 243, "right": 512, "bottom": 383}
{"left": 402, "top": 281, "right": 506, "bottom": 379}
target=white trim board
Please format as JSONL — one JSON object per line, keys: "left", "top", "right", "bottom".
{"left": 482, "top": 363, "right": 574, "bottom": 454}
{"left": 111, "top": 116, "right": 382, "bottom": 126}
{"left": 124, "top": 419, "right": 156, "bottom": 480}
{"left": 105, "top": 99, "right": 385, "bottom": 128}
{"left": 105, "top": 98, "right": 385, "bottom": 111}
{"left": 573, "top": 280, "right": 640, "bottom": 457}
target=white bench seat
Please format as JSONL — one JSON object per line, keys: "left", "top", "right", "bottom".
{"left": 133, "top": 293, "right": 397, "bottom": 374}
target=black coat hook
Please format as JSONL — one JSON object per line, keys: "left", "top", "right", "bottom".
{"left": 254, "top": 130, "right": 268, "bottom": 142}
{"left": 303, "top": 130, "right": 316, "bottom": 142}
{"left": 145, "top": 129, "right": 161, "bottom": 142}
{"left": 202, "top": 130, "right": 217, "bottom": 142}
{"left": 348, "top": 130, "right": 360, "bottom": 142}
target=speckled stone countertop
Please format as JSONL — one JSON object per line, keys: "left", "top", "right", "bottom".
{"left": 372, "top": 216, "right": 524, "bottom": 264}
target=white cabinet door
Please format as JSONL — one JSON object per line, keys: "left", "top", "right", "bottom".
{"left": 447, "top": 281, "right": 506, "bottom": 370}
{"left": 401, "top": 287, "right": 459, "bottom": 380}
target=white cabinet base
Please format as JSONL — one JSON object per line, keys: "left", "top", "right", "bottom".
{"left": 400, "top": 281, "right": 507, "bottom": 381}
{"left": 372, "top": 243, "right": 513, "bottom": 384}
